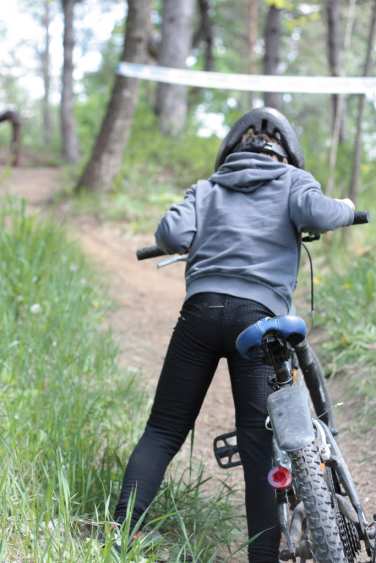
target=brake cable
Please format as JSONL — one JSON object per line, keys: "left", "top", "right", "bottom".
{"left": 302, "top": 242, "right": 315, "bottom": 330}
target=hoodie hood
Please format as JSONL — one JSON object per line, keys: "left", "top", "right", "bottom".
{"left": 209, "top": 151, "right": 288, "bottom": 193}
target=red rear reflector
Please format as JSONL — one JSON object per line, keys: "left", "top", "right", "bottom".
{"left": 267, "top": 466, "right": 292, "bottom": 489}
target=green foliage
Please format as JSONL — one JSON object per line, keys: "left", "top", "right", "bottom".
{"left": 0, "top": 198, "right": 146, "bottom": 559}
{"left": 123, "top": 99, "right": 219, "bottom": 188}
{"left": 0, "top": 198, "right": 240, "bottom": 560}
{"left": 76, "top": 20, "right": 124, "bottom": 157}
{"left": 267, "top": 0, "right": 294, "bottom": 9}
{"left": 320, "top": 253, "right": 376, "bottom": 362}
{"left": 70, "top": 98, "right": 219, "bottom": 232}
{"left": 75, "top": 92, "right": 108, "bottom": 161}
{"left": 316, "top": 252, "right": 376, "bottom": 389}
{"left": 151, "top": 468, "right": 243, "bottom": 561}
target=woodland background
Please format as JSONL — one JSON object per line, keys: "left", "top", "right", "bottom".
{"left": 2, "top": 0, "right": 376, "bottom": 200}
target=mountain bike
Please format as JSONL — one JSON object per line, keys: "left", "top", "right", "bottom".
{"left": 231, "top": 313, "right": 375, "bottom": 562}
{"left": 136, "top": 211, "right": 375, "bottom": 563}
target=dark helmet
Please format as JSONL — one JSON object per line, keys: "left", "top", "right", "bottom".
{"left": 215, "top": 107, "right": 304, "bottom": 170}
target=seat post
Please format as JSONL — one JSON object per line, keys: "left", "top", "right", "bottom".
{"left": 263, "top": 335, "right": 292, "bottom": 387}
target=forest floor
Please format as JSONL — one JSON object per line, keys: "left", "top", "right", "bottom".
{"left": 2, "top": 166, "right": 375, "bottom": 554}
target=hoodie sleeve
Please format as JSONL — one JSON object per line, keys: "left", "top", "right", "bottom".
{"left": 155, "top": 186, "right": 197, "bottom": 254}
{"left": 289, "top": 170, "right": 354, "bottom": 233}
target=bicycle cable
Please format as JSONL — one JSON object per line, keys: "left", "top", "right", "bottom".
{"left": 302, "top": 242, "right": 315, "bottom": 330}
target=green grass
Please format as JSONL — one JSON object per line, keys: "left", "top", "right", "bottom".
{"left": 0, "top": 197, "right": 145, "bottom": 560}
{"left": 316, "top": 252, "right": 375, "bottom": 367}
{"left": 314, "top": 232, "right": 376, "bottom": 425}
{"left": 0, "top": 198, "right": 242, "bottom": 561}
{"left": 150, "top": 468, "right": 243, "bottom": 562}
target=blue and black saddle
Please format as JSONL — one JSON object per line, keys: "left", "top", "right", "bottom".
{"left": 236, "top": 315, "right": 307, "bottom": 360}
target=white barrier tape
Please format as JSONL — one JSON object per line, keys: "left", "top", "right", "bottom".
{"left": 118, "top": 62, "right": 376, "bottom": 96}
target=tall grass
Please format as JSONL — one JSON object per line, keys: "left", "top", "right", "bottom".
{"left": 317, "top": 254, "right": 375, "bottom": 369}
{"left": 0, "top": 197, "right": 144, "bottom": 560}
{"left": 316, "top": 243, "right": 376, "bottom": 425}
{"left": 0, "top": 198, "right": 242, "bottom": 561}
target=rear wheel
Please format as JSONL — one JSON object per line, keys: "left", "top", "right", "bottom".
{"left": 291, "top": 443, "right": 348, "bottom": 563}
{"left": 325, "top": 467, "right": 361, "bottom": 563}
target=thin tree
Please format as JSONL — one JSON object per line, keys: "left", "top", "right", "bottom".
{"left": 349, "top": 0, "right": 376, "bottom": 204}
{"left": 248, "top": 0, "right": 259, "bottom": 106}
{"left": 155, "top": 0, "right": 195, "bottom": 136}
{"left": 76, "top": 0, "right": 152, "bottom": 193}
{"left": 195, "top": 0, "right": 214, "bottom": 71}
{"left": 325, "top": 0, "right": 344, "bottom": 140}
{"left": 263, "top": 2, "right": 282, "bottom": 109}
{"left": 149, "top": 1, "right": 213, "bottom": 71}
{"left": 248, "top": 0, "right": 258, "bottom": 75}
{"left": 0, "top": 110, "right": 21, "bottom": 166}
{"left": 61, "top": 0, "right": 80, "bottom": 163}
{"left": 326, "top": 0, "right": 357, "bottom": 195}
{"left": 41, "top": 0, "right": 52, "bottom": 145}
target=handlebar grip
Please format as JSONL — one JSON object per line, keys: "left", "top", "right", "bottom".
{"left": 136, "top": 245, "right": 166, "bottom": 261}
{"left": 352, "top": 211, "right": 370, "bottom": 225}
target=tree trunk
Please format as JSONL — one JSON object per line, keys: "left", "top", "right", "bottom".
{"left": 325, "top": 0, "right": 345, "bottom": 141}
{"left": 155, "top": 0, "right": 195, "bottom": 136}
{"left": 0, "top": 111, "right": 21, "bottom": 166}
{"left": 76, "top": 0, "right": 151, "bottom": 193}
{"left": 248, "top": 0, "right": 258, "bottom": 75}
{"left": 349, "top": 0, "right": 376, "bottom": 204}
{"left": 326, "top": 0, "right": 357, "bottom": 195}
{"left": 42, "top": 0, "right": 52, "bottom": 146}
{"left": 196, "top": 0, "right": 214, "bottom": 71}
{"left": 263, "top": 4, "right": 282, "bottom": 109}
{"left": 61, "top": 0, "right": 79, "bottom": 163}
{"left": 248, "top": 0, "right": 259, "bottom": 107}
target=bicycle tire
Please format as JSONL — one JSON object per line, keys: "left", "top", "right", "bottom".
{"left": 291, "top": 442, "right": 348, "bottom": 563}
{"left": 325, "top": 467, "right": 361, "bottom": 562}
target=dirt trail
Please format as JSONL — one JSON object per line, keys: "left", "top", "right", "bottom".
{"left": 2, "top": 167, "right": 375, "bottom": 538}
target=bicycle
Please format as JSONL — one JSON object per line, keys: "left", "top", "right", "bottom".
{"left": 136, "top": 211, "right": 375, "bottom": 563}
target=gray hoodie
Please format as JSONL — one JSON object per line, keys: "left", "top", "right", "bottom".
{"left": 155, "top": 152, "right": 354, "bottom": 315}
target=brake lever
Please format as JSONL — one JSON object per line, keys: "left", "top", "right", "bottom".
{"left": 157, "top": 255, "right": 188, "bottom": 269}
{"left": 302, "top": 233, "right": 321, "bottom": 243}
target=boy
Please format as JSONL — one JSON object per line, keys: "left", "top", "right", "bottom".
{"left": 114, "top": 107, "right": 354, "bottom": 562}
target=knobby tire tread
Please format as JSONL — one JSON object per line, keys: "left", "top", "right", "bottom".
{"left": 291, "top": 443, "right": 348, "bottom": 563}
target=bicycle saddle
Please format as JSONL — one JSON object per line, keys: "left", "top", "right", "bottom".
{"left": 236, "top": 315, "right": 307, "bottom": 359}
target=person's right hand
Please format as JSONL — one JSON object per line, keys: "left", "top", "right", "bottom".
{"left": 335, "top": 198, "right": 355, "bottom": 210}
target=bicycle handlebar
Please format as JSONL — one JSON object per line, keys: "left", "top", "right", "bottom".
{"left": 136, "top": 210, "right": 370, "bottom": 260}
{"left": 352, "top": 211, "right": 370, "bottom": 225}
{"left": 136, "top": 245, "right": 166, "bottom": 261}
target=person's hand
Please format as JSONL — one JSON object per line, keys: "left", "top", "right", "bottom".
{"left": 335, "top": 198, "right": 355, "bottom": 210}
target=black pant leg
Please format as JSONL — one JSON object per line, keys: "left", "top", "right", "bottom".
{"left": 114, "top": 304, "right": 220, "bottom": 527}
{"left": 225, "top": 300, "right": 280, "bottom": 563}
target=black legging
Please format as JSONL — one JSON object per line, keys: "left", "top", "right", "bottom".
{"left": 114, "top": 293, "right": 281, "bottom": 562}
